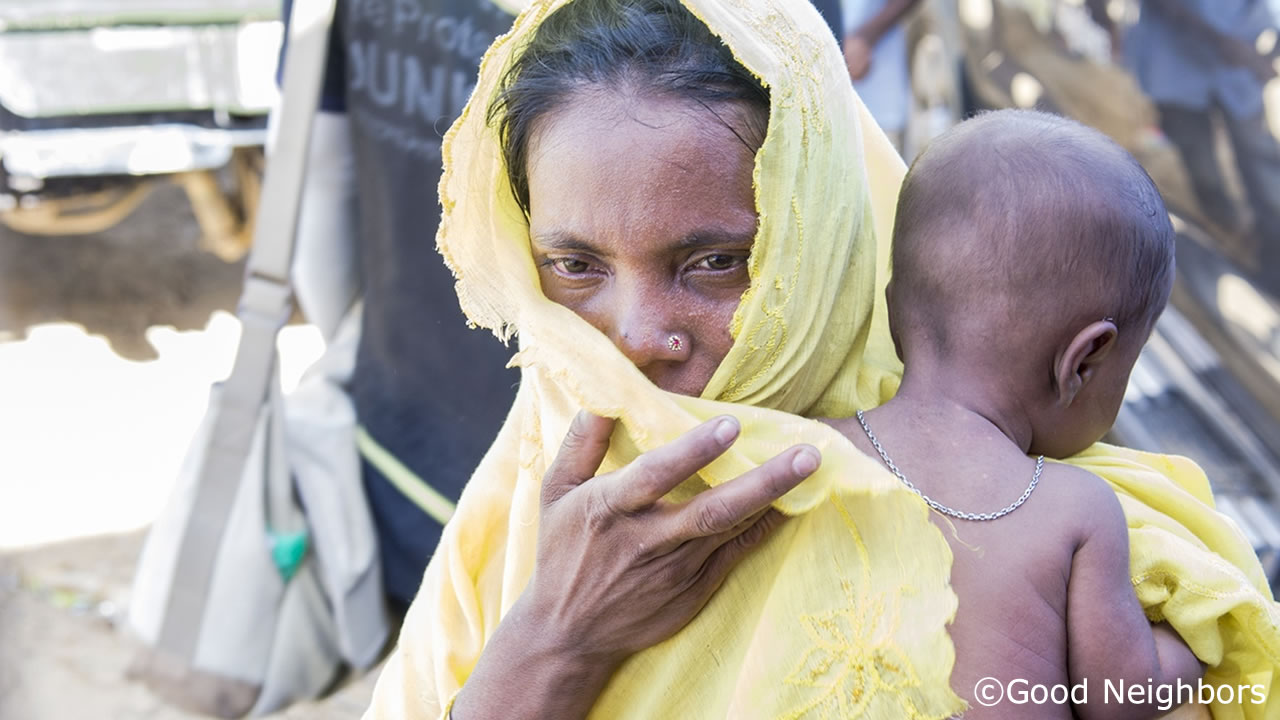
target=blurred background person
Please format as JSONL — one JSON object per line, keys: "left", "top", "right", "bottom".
{"left": 842, "top": 0, "right": 924, "bottom": 150}
{"left": 1121, "top": 0, "right": 1280, "bottom": 275}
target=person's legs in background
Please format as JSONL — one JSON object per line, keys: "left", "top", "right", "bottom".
{"left": 1222, "top": 106, "right": 1280, "bottom": 285}
{"left": 1157, "top": 102, "right": 1243, "bottom": 234}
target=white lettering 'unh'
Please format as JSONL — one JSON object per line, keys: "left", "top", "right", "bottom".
{"left": 348, "top": 40, "right": 477, "bottom": 124}
{"left": 353, "top": 0, "right": 495, "bottom": 62}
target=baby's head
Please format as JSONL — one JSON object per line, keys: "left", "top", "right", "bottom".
{"left": 888, "top": 109, "right": 1174, "bottom": 458}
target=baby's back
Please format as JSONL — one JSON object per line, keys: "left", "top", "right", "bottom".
{"left": 836, "top": 420, "right": 1116, "bottom": 718}
{"left": 941, "top": 467, "right": 1094, "bottom": 719}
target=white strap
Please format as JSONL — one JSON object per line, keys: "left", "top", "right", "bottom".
{"left": 158, "top": 0, "right": 338, "bottom": 662}
{"left": 247, "top": 0, "right": 337, "bottom": 287}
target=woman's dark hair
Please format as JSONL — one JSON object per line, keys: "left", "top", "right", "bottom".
{"left": 487, "top": 0, "right": 770, "bottom": 216}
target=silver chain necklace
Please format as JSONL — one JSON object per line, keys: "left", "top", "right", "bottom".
{"left": 854, "top": 410, "right": 1044, "bottom": 522}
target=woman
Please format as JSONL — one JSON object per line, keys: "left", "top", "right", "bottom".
{"left": 366, "top": 0, "right": 1280, "bottom": 717}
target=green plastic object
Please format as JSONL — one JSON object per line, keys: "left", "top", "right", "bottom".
{"left": 269, "top": 530, "right": 308, "bottom": 583}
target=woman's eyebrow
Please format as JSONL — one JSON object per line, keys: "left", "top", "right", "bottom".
{"left": 531, "top": 230, "right": 600, "bottom": 253}
{"left": 679, "top": 229, "right": 756, "bottom": 249}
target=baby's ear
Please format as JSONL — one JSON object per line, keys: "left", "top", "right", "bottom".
{"left": 1054, "top": 319, "right": 1119, "bottom": 406}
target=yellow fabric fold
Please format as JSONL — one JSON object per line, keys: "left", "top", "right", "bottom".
{"left": 362, "top": 0, "right": 1280, "bottom": 717}
{"left": 1068, "top": 444, "right": 1280, "bottom": 719}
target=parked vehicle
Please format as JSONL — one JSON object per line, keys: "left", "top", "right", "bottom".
{"left": 0, "top": 0, "right": 282, "bottom": 260}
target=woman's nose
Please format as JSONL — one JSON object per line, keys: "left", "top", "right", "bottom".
{"left": 614, "top": 326, "right": 687, "bottom": 369}
{"left": 608, "top": 292, "right": 686, "bottom": 370}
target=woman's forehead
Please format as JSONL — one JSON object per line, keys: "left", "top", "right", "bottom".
{"left": 526, "top": 93, "right": 760, "bottom": 253}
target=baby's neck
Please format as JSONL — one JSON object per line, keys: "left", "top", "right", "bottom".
{"left": 871, "top": 367, "right": 1037, "bottom": 456}
{"left": 826, "top": 364, "right": 1046, "bottom": 510}
{"left": 830, "top": 376, "right": 1039, "bottom": 502}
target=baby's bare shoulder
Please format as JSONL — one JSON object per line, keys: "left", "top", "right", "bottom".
{"left": 1032, "top": 461, "right": 1128, "bottom": 545}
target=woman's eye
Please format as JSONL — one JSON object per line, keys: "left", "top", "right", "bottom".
{"left": 553, "top": 258, "right": 591, "bottom": 274}
{"left": 695, "top": 254, "right": 744, "bottom": 271}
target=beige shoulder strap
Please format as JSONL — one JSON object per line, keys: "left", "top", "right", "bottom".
{"left": 157, "top": 0, "right": 338, "bottom": 661}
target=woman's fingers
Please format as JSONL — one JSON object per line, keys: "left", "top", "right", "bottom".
{"left": 671, "top": 445, "right": 819, "bottom": 540}
{"left": 694, "top": 509, "right": 789, "bottom": 594}
{"left": 542, "top": 411, "right": 617, "bottom": 507}
{"left": 603, "top": 416, "right": 743, "bottom": 513}
{"left": 680, "top": 506, "right": 770, "bottom": 559}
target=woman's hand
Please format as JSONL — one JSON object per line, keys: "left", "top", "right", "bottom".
{"left": 452, "top": 411, "right": 820, "bottom": 720}
{"left": 529, "top": 411, "right": 820, "bottom": 661}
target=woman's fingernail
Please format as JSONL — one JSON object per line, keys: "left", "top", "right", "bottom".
{"left": 714, "top": 417, "right": 740, "bottom": 445}
{"left": 792, "top": 448, "right": 820, "bottom": 476}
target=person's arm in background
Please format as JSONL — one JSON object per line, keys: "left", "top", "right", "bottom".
{"left": 277, "top": 0, "right": 360, "bottom": 341}
{"left": 843, "top": 0, "right": 923, "bottom": 80}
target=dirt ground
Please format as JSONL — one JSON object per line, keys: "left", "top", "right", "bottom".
{"left": 0, "top": 533, "right": 378, "bottom": 719}
{"left": 0, "top": 183, "right": 374, "bottom": 719}
{"left": 0, "top": 183, "right": 242, "bottom": 361}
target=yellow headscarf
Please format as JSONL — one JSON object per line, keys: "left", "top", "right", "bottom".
{"left": 363, "top": 0, "right": 1280, "bottom": 718}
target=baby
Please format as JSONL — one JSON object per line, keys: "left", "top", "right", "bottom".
{"left": 831, "top": 110, "right": 1203, "bottom": 719}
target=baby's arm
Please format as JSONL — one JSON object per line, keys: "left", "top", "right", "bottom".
{"left": 1065, "top": 471, "right": 1203, "bottom": 720}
